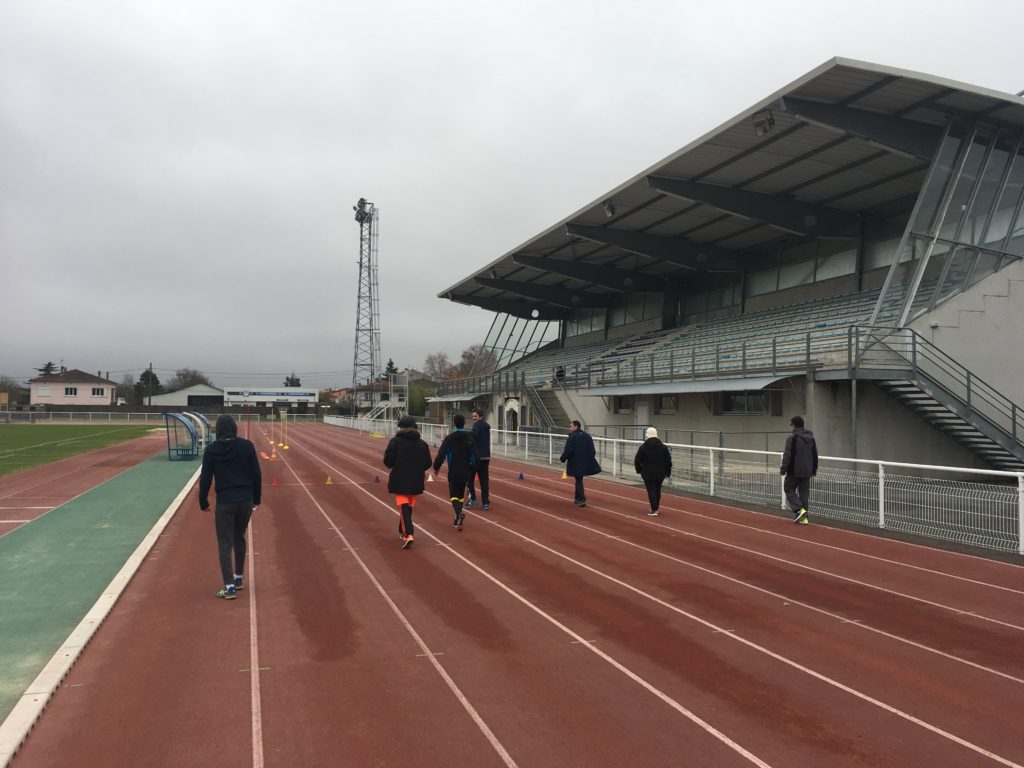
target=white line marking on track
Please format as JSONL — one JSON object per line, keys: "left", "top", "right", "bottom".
{"left": 489, "top": 463, "right": 1024, "bottom": 593}
{"left": 249, "top": 513, "right": 265, "bottom": 768}
{"left": 298, "top": 429, "right": 1024, "bottom": 766}
{"left": 286, "top": 437, "right": 772, "bottom": 768}
{"left": 495, "top": 472, "right": 1024, "bottom": 633}
{"left": 279, "top": 458, "right": 523, "bottom": 768}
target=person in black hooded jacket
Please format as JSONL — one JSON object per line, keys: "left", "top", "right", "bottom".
{"left": 634, "top": 426, "right": 672, "bottom": 516}
{"left": 433, "top": 413, "right": 476, "bottom": 530}
{"left": 383, "top": 415, "right": 433, "bottom": 548}
{"left": 780, "top": 415, "right": 818, "bottom": 525}
{"left": 199, "top": 414, "right": 261, "bottom": 599}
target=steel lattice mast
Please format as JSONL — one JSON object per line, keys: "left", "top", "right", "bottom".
{"left": 352, "top": 198, "right": 381, "bottom": 406}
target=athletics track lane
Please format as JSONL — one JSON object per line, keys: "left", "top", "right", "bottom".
{"left": 11, "top": 423, "right": 1024, "bottom": 767}
{"left": 0, "top": 431, "right": 165, "bottom": 536}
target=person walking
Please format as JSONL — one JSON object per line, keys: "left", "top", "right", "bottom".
{"left": 559, "top": 420, "right": 601, "bottom": 507}
{"left": 465, "top": 408, "right": 492, "bottom": 510}
{"left": 199, "top": 414, "right": 262, "bottom": 600}
{"left": 634, "top": 427, "right": 672, "bottom": 516}
{"left": 433, "top": 413, "right": 477, "bottom": 530}
{"left": 780, "top": 415, "right": 818, "bottom": 525}
{"left": 383, "top": 415, "right": 433, "bottom": 548}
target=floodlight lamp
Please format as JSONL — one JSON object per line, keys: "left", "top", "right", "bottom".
{"left": 603, "top": 200, "right": 616, "bottom": 218}
{"left": 752, "top": 109, "right": 775, "bottom": 137}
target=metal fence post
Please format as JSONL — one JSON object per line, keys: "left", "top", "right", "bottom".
{"left": 1019, "top": 474, "right": 1024, "bottom": 556}
{"left": 549, "top": 435, "right": 552, "bottom": 465}
{"left": 878, "top": 463, "right": 886, "bottom": 529}
{"left": 613, "top": 440, "right": 618, "bottom": 476}
{"left": 709, "top": 449, "right": 716, "bottom": 496}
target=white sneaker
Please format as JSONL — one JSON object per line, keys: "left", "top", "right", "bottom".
{"left": 647, "top": 510, "right": 659, "bottom": 516}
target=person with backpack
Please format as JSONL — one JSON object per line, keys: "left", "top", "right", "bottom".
{"left": 433, "top": 413, "right": 477, "bottom": 530}
{"left": 383, "top": 415, "right": 433, "bottom": 548}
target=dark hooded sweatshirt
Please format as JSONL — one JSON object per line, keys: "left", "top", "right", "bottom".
{"left": 383, "top": 428, "right": 433, "bottom": 495}
{"left": 432, "top": 429, "right": 476, "bottom": 485}
{"left": 634, "top": 437, "right": 672, "bottom": 481}
{"left": 781, "top": 428, "right": 818, "bottom": 478}
{"left": 199, "top": 415, "right": 262, "bottom": 510}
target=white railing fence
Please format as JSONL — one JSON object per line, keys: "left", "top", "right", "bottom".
{"left": 326, "top": 416, "right": 1024, "bottom": 555}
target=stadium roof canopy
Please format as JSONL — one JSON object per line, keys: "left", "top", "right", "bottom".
{"left": 438, "top": 58, "right": 1024, "bottom": 319}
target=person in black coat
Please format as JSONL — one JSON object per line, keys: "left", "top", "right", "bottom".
{"left": 383, "top": 415, "right": 433, "bottom": 548}
{"left": 780, "top": 415, "right": 818, "bottom": 525}
{"left": 465, "top": 408, "right": 492, "bottom": 510}
{"left": 634, "top": 426, "right": 672, "bottom": 516}
{"left": 559, "top": 420, "right": 601, "bottom": 507}
{"left": 433, "top": 413, "right": 477, "bottom": 530}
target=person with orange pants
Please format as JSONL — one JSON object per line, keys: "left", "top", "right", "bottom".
{"left": 383, "top": 415, "right": 433, "bottom": 548}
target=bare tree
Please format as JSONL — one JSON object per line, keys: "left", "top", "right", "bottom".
{"left": 0, "top": 375, "right": 26, "bottom": 402}
{"left": 165, "top": 368, "right": 215, "bottom": 391}
{"left": 116, "top": 374, "right": 135, "bottom": 404}
{"left": 455, "top": 343, "right": 497, "bottom": 378}
{"left": 422, "top": 351, "right": 452, "bottom": 380}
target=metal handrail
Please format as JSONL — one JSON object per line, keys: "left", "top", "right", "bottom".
{"left": 854, "top": 325, "right": 1024, "bottom": 446}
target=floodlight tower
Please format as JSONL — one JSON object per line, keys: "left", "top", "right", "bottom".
{"left": 351, "top": 198, "right": 381, "bottom": 408}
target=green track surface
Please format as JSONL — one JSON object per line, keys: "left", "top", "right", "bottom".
{"left": 0, "top": 424, "right": 158, "bottom": 477}
{"left": 0, "top": 454, "right": 198, "bottom": 721}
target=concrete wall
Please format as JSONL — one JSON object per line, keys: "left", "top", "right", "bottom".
{"left": 909, "top": 258, "right": 1024, "bottom": 405}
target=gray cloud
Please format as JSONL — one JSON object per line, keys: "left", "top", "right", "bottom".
{"left": 3, "top": 0, "right": 1022, "bottom": 388}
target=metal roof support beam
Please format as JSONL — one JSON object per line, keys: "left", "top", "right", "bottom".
{"left": 513, "top": 254, "right": 666, "bottom": 292}
{"left": 778, "top": 97, "right": 943, "bottom": 161}
{"left": 645, "top": 175, "right": 859, "bottom": 237}
{"left": 564, "top": 224, "right": 741, "bottom": 271}
{"left": 474, "top": 278, "right": 608, "bottom": 308}
{"left": 447, "top": 294, "right": 567, "bottom": 320}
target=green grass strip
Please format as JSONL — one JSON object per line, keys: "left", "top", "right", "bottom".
{"left": 0, "top": 454, "right": 198, "bottom": 720}
{"left": 0, "top": 424, "right": 158, "bottom": 476}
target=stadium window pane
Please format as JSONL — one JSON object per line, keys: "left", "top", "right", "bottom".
{"left": 967, "top": 141, "right": 1012, "bottom": 245}
{"left": 746, "top": 269, "right": 777, "bottom": 297}
{"left": 779, "top": 260, "right": 815, "bottom": 290}
{"left": 985, "top": 149, "right": 1024, "bottom": 248}
{"left": 916, "top": 132, "right": 964, "bottom": 234}
{"left": 816, "top": 248, "right": 856, "bottom": 280}
{"left": 939, "top": 137, "right": 987, "bottom": 241}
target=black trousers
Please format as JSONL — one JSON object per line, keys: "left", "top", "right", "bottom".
{"left": 574, "top": 476, "right": 586, "bottom": 502}
{"left": 784, "top": 475, "right": 811, "bottom": 513}
{"left": 643, "top": 475, "right": 664, "bottom": 511}
{"left": 447, "top": 477, "right": 466, "bottom": 515}
{"left": 215, "top": 500, "right": 253, "bottom": 585}
{"left": 466, "top": 459, "right": 490, "bottom": 504}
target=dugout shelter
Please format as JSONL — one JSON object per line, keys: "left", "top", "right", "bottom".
{"left": 437, "top": 58, "right": 1024, "bottom": 471}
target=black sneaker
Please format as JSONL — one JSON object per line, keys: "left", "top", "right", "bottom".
{"left": 456, "top": 513, "right": 465, "bottom": 530}
{"left": 574, "top": 498, "right": 587, "bottom": 507}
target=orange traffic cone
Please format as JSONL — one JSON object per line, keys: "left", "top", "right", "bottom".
{"left": 561, "top": 469, "right": 568, "bottom": 479}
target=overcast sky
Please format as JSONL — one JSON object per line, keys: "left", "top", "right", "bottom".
{"left": 2, "top": 1, "right": 1022, "bottom": 389}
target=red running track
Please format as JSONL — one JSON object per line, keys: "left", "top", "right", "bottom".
{"left": 10, "top": 423, "right": 1024, "bottom": 768}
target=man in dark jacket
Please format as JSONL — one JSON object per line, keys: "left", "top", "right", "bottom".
{"left": 780, "top": 415, "right": 818, "bottom": 525}
{"left": 433, "top": 413, "right": 476, "bottom": 530}
{"left": 634, "top": 426, "right": 672, "bottom": 516}
{"left": 465, "top": 408, "right": 491, "bottom": 510}
{"left": 383, "top": 415, "right": 433, "bottom": 548}
{"left": 559, "top": 420, "right": 600, "bottom": 507}
{"left": 199, "top": 414, "right": 262, "bottom": 599}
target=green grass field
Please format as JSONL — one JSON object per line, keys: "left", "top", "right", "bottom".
{"left": 0, "top": 424, "right": 159, "bottom": 477}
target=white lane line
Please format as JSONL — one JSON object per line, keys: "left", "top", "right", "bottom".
{"left": 313, "top": 430, "right": 1024, "bottom": 634}
{"left": 249, "top": 513, "right": 265, "bottom": 768}
{"left": 300, "top": 430, "right": 1024, "bottom": 768}
{"left": 278, "top": 458, "right": 523, "bottom": 768}
{"left": 479, "top": 490, "right": 1024, "bottom": 685}
{"left": 488, "top": 462, "right": 1024, "bottom": 594}
{"left": 414, "top": 488, "right": 1023, "bottom": 768}
{"left": 490, "top": 471, "right": 1024, "bottom": 632}
{"left": 283, "top": 441, "right": 771, "bottom": 768}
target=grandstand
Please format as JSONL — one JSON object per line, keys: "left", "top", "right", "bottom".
{"left": 436, "top": 58, "right": 1024, "bottom": 472}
